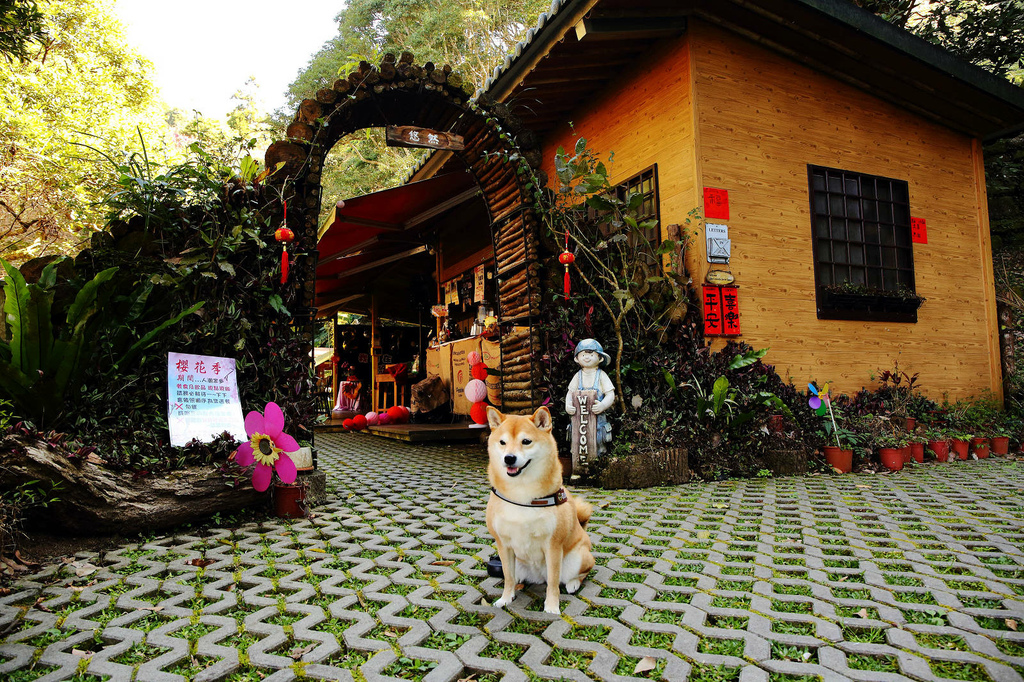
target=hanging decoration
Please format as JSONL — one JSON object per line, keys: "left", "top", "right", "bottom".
{"left": 559, "top": 230, "right": 575, "bottom": 301}
{"left": 275, "top": 200, "right": 295, "bottom": 285}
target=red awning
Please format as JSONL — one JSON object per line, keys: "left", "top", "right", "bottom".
{"left": 315, "top": 172, "right": 480, "bottom": 317}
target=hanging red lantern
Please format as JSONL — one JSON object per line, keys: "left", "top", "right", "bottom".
{"left": 275, "top": 201, "right": 295, "bottom": 285}
{"left": 558, "top": 249, "right": 575, "bottom": 300}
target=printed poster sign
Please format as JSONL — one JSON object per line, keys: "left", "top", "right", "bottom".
{"left": 703, "top": 187, "right": 730, "bottom": 220}
{"left": 167, "top": 352, "right": 245, "bottom": 447}
{"left": 911, "top": 217, "right": 927, "bottom": 244}
{"left": 474, "top": 264, "right": 485, "bottom": 303}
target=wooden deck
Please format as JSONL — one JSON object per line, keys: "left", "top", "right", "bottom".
{"left": 316, "top": 419, "right": 486, "bottom": 443}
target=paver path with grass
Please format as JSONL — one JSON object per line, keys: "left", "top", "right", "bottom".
{"left": 1, "top": 432, "right": 1023, "bottom": 682}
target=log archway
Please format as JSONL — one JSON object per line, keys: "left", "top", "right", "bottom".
{"left": 265, "top": 53, "right": 544, "bottom": 414}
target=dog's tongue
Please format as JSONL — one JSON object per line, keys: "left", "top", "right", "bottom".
{"left": 507, "top": 466, "right": 520, "bottom": 475}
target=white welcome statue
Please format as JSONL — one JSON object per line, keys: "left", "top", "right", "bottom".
{"left": 564, "top": 339, "right": 615, "bottom": 470}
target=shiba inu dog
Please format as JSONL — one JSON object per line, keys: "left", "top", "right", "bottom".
{"left": 485, "top": 406, "right": 595, "bottom": 615}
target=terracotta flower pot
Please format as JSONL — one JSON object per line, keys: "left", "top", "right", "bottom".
{"left": 824, "top": 446, "right": 853, "bottom": 473}
{"left": 990, "top": 436, "right": 1009, "bottom": 455}
{"left": 951, "top": 439, "right": 969, "bottom": 460}
{"left": 905, "top": 417, "right": 917, "bottom": 431}
{"left": 274, "top": 483, "right": 307, "bottom": 519}
{"left": 971, "top": 437, "right": 989, "bottom": 459}
{"left": 901, "top": 445, "right": 912, "bottom": 464}
{"left": 879, "top": 447, "right": 904, "bottom": 471}
{"left": 910, "top": 442, "right": 925, "bottom": 463}
{"left": 927, "top": 440, "right": 949, "bottom": 462}
{"left": 559, "top": 455, "right": 573, "bottom": 481}
{"left": 768, "top": 415, "right": 785, "bottom": 433}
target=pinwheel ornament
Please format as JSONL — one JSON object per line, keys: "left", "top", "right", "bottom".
{"left": 808, "top": 382, "right": 842, "bottom": 449}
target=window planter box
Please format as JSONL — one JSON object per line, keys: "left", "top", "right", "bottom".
{"left": 817, "top": 289, "right": 924, "bottom": 323}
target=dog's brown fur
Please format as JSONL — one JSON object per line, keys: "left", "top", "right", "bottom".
{"left": 485, "top": 406, "right": 594, "bottom": 614}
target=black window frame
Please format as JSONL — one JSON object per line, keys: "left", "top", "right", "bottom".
{"left": 614, "top": 164, "right": 661, "bottom": 245}
{"left": 808, "top": 165, "right": 919, "bottom": 323}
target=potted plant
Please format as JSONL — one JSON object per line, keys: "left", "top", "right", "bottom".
{"left": 924, "top": 426, "right": 950, "bottom": 462}
{"left": 908, "top": 433, "right": 927, "bottom": 463}
{"left": 949, "top": 429, "right": 972, "bottom": 460}
{"left": 233, "top": 401, "right": 304, "bottom": 518}
{"left": 988, "top": 421, "right": 1011, "bottom": 456}
{"left": 808, "top": 382, "right": 856, "bottom": 473}
{"left": 877, "top": 431, "right": 908, "bottom": 471}
{"left": 971, "top": 435, "right": 990, "bottom": 459}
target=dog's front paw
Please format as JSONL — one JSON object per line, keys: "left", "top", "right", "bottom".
{"left": 494, "top": 596, "right": 510, "bottom": 609}
{"left": 565, "top": 579, "right": 581, "bottom": 594}
{"left": 544, "top": 599, "right": 560, "bottom": 615}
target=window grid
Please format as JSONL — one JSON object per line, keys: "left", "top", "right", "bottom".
{"left": 616, "top": 166, "right": 660, "bottom": 244}
{"left": 809, "top": 165, "right": 915, "bottom": 295}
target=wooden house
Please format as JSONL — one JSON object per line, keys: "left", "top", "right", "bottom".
{"left": 401, "top": 0, "right": 1024, "bottom": 401}
{"left": 305, "top": 0, "right": 1024, "bottom": 416}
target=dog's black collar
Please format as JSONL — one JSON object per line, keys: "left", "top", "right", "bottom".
{"left": 491, "top": 487, "right": 568, "bottom": 507}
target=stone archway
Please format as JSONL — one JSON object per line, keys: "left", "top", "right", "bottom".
{"left": 265, "top": 53, "right": 544, "bottom": 414}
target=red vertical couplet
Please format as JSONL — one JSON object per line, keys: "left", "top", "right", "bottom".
{"left": 721, "top": 286, "right": 741, "bottom": 336}
{"left": 703, "top": 285, "right": 741, "bottom": 337}
{"left": 702, "top": 285, "right": 723, "bottom": 336}
{"left": 910, "top": 217, "right": 928, "bottom": 244}
{"left": 703, "top": 187, "right": 730, "bottom": 221}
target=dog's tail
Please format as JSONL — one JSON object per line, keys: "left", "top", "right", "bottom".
{"left": 574, "top": 497, "right": 593, "bottom": 529}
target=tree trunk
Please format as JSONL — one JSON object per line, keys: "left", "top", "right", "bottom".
{"left": 1, "top": 438, "right": 265, "bottom": 535}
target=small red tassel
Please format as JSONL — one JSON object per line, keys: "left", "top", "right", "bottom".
{"left": 563, "top": 268, "right": 570, "bottom": 300}
{"left": 281, "top": 244, "right": 289, "bottom": 284}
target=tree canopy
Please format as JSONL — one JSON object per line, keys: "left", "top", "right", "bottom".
{"left": 0, "top": 0, "right": 47, "bottom": 62}
{"left": 0, "top": 0, "right": 165, "bottom": 264}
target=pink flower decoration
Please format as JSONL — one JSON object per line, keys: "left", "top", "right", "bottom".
{"left": 234, "top": 402, "right": 299, "bottom": 492}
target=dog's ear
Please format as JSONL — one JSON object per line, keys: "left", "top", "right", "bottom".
{"left": 486, "top": 406, "right": 505, "bottom": 430}
{"left": 531, "top": 406, "right": 552, "bottom": 432}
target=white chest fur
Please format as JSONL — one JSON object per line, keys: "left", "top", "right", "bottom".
{"left": 492, "top": 505, "right": 556, "bottom": 567}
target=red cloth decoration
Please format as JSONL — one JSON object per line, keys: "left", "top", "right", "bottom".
{"left": 342, "top": 418, "right": 354, "bottom": 431}
{"left": 351, "top": 414, "right": 367, "bottom": 430}
{"left": 471, "top": 362, "right": 488, "bottom": 381}
{"left": 470, "top": 401, "right": 489, "bottom": 425}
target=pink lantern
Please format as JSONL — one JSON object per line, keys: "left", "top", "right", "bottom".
{"left": 365, "top": 411, "right": 379, "bottom": 425}
{"left": 468, "top": 351, "right": 481, "bottom": 365}
{"left": 465, "top": 379, "right": 487, "bottom": 403}
{"left": 378, "top": 411, "right": 391, "bottom": 425}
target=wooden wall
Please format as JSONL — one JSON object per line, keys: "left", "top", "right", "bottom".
{"left": 539, "top": 35, "right": 701, "bottom": 244}
{"left": 538, "top": 20, "right": 1001, "bottom": 402}
{"left": 690, "top": 21, "right": 1000, "bottom": 401}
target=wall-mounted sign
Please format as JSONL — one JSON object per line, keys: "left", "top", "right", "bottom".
{"left": 386, "top": 125, "right": 465, "bottom": 151}
{"left": 706, "top": 223, "right": 731, "bottom": 264}
{"left": 702, "top": 285, "right": 741, "bottom": 337}
{"left": 702, "top": 285, "right": 723, "bottom": 336}
{"left": 167, "top": 352, "right": 245, "bottom": 447}
{"left": 703, "top": 187, "right": 730, "bottom": 220}
{"left": 911, "top": 217, "right": 927, "bottom": 244}
{"left": 474, "top": 264, "right": 485, "bottom": 302}
{"left": 705, "top": 269, "right": 735, "bottom": 285}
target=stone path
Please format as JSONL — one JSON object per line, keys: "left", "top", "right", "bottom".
{"left": 1, "top": 433, "right": 1023, "bottom": 682}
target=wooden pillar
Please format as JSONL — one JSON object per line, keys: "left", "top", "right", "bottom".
{"left": 371, "top": 294, "right": 380, "bottom": 413}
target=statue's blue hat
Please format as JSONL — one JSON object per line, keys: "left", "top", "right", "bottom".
{"left": 574, "top": 338, "right": 611, "bottom": 367}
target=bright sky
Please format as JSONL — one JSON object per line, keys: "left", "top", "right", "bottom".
{"left": 114, "top": 0, "right": 345, "bottom": 119}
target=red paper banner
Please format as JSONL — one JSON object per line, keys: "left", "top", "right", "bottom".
{"left": 703, "top": 187, "right": 730, "bottom": 221}
{"left": 702, "top": 285, "right": 723, "bottom": 336}
{"left": 721, "top": 286, "right": 741, "bottom": 336}
{"left": 911, "top": 217, "right": 927, "bottom": 244}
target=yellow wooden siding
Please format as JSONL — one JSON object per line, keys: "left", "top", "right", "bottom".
{"left": 690, "top": 21, "right": 999, "bottom": 400}
{"left": 539, "top": 36, "right": 701, "bottom": 243}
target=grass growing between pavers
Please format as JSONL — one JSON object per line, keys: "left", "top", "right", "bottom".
{"left": 4, "top": 437, "right": 1024, "bottom": 682}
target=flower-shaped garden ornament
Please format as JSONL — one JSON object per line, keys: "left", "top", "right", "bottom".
{"left": 808, "top": 382, "right": 830, "bottom": 415}
{"left": 235, "top": 402, "right": 299, "bottom": 492}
